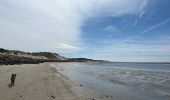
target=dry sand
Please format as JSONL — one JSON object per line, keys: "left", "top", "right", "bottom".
{"left": 0, "top": 63, "right": 89, "bottom": 100}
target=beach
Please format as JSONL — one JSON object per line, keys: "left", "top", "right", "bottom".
{"left": 0, "top": 63, "right": 79, "bottom": 100}
{"left": 0, "top": 63, "right": 102, "bottom": 100}
{"left": 0, "top": 62, "right": 170, "bottom": 100}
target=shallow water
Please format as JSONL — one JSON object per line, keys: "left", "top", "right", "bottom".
{"left": 53, "top": 62, "right": 170, "bottom": 100}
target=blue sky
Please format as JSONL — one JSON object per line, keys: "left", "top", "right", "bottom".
{"left": 0, "top": 0, "right": 170, "bottom": 62}
{"left": 77, "top": 0, "right": 170, "bottom": 62}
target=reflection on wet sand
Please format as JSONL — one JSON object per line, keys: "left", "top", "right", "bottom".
{"left": 54, "top": 63, "right": 170, "bottom": 100}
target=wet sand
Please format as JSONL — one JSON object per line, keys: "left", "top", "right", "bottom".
{"left": 0, "top": 63, "right": 100, "bottom": 100}
{"left": 53, "top": 63, "right": 170, "bottom": 100}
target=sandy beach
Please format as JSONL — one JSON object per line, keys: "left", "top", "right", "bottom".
{"left": 0, "top": 63, "right": 83, "bottom": 100}
{"left": 1, "top": 62, "right": 169, "bottom": 100}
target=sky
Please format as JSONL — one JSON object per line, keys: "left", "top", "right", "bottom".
{"left": 0, "top": 0, "right": 170, "bottom": 62}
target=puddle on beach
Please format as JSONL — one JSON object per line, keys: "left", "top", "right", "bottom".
{"left": 52, "top": 63, "right": 170, "bottom": 100}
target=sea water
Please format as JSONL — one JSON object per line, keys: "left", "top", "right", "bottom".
{"left": 54, "top": 62, "right": 170, "bottom": 100}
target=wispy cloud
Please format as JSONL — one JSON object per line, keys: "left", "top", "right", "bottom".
{"left": 44, "top": 43, "right": 81, "bottom": 51}
{"left": 142, "top": 18, "right": 170, "bottom": 33}
{"left": 0, "top": 0, "right": 148, "bottom": 52}
{"left": 132, "top": 10, "right": 146, "bottom": 27}
{"left": 113, "top": 18, "right": 170, "bottom": 46}
{"left": 105, "top": 25, "right": 117, "bottom": 32}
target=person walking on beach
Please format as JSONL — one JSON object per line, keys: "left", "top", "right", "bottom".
{"left": 11, "top": 74, "right": 16, "bottom": 85}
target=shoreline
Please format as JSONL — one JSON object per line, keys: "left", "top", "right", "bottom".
{"left": 51, "top": 63, "right": 111, "bottom": 100}
{"left": 0, "top": 63, "right": 105, "bottom": 100}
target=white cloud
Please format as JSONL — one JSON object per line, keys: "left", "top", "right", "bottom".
{"left": 0, "top": 0, "right": 148, "bottom": 52}
{"left": 44, "top": 43, "right": 81, "bottom": 51}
